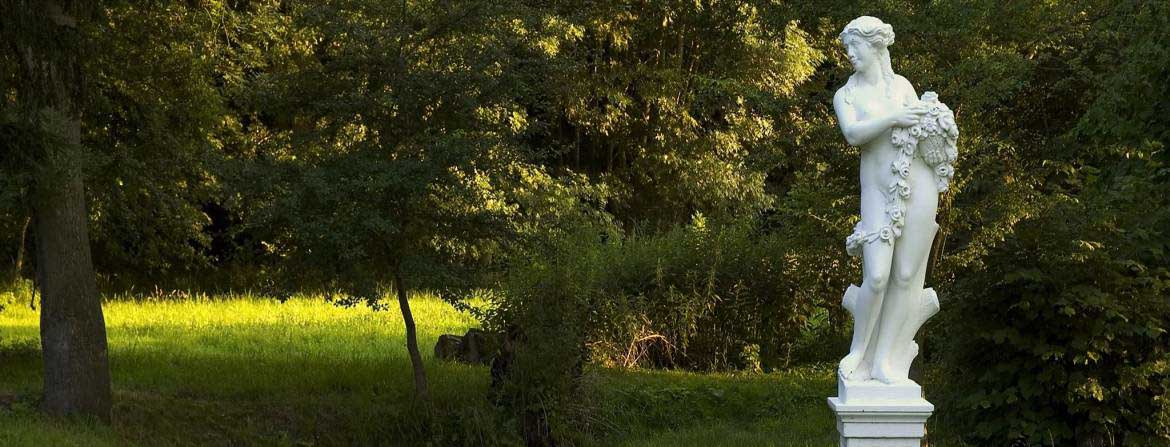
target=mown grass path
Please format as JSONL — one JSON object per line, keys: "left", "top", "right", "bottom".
{"left": 0, "top": 291, "right": 836, "bottom": 446}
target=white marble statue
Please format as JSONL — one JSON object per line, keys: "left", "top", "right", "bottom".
{"left": 832, "top": 16, "right": 957, "bottom": 385}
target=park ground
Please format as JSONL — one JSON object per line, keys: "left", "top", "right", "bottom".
{"left": 0, "top": 288, "right": 840, "bottom": 446}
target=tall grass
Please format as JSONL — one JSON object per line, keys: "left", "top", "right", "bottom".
{"left": 2, "top": 290, "right": 480, "bottom": 396}
{"left": 1, "top": 289, "right": 501, "bottom": 445}
{"left": 0, "top": 288, "right": 839, "bottom": 446}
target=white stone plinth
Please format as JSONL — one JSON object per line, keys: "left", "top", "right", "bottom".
{"left": 828, "top": 377, "right": 933, "bottom": 447}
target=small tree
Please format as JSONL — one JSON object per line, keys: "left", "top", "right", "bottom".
{"left": 246, "top": 0, "right": 545, "bottom": 399}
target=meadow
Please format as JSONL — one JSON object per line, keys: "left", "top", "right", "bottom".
{"left": 0, "top": 287, "right": 838, "bottom": 446}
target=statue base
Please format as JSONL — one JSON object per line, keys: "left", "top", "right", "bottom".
{"left": 827, "top": 376, "right": 933, "bottom": 447}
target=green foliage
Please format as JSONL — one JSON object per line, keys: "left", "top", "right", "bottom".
{"left": 581, "top": 216, "right": 840, "bottom": 371}
{"left": 80, "top": 1, "right": 240, "bottom": 286}
{"left": 484, "top": 221, "right": 616, "bottom": 443}
{"left": 485, "top": 214, "right": 842, "bottom": 443}
{"left": 1075, "top": 1, "right": 1170, "bottom": 149}
{"left": 516, "top": 0, "right": 823, "bottom": 224}
{"left": 235, "top": 0, "right": 567, "bottom": 301}
{"left": 2, "top": 1, "right": 284, "bottom": 288}
{"left": 491, "top": 214, "right": 844, "bottom": 378}
{"left": 0, "top": 1, "right": 88, "bottom": 283}
{"left": 935, "top": 159, "right": 1170, "bottom": 445}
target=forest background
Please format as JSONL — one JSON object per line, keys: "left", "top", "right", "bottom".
{"left": 1, "top": 0, "right": 1168, "bottom": 445}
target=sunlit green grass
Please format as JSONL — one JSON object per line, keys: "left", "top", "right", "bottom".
{"left": 0, "top": 288, "right": 838, "bottom": 446}
{"left": 1, "top": 290, "right": 493, "bottom": 445}
{"left": 2, "top": 292, "right": 481, "bottom": 398}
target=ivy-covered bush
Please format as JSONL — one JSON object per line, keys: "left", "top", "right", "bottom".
{"left": 935, "top": 160, "right": 1170, "bottom": 446}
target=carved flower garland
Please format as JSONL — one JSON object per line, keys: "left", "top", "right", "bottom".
{"left": 899, "top": 91, "right": 959, "bottom": 192}
{"left": 845, "top": 92, "right": 958, "bottom": 257}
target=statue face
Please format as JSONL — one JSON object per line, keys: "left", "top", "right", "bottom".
{"left": 842, "top": 35, "right": 877, "bottom": 72}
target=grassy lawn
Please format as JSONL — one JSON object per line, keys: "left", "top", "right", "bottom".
{"left": 0, "top": 288, "right": 837, "bottom": 446}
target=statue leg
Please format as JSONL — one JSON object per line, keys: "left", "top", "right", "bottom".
{"left": 839, "top": 239, "right": 894, "bottom": 380}
{"left": 871, "top": 221, "right": 937, "bottom": 384}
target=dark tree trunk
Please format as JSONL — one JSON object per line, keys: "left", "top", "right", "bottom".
{"left": 20, "top": 0, "right": 113, "bottom": 422}
{"left": 13, "top": 216, "right": 30, "bottom": 279}
{"left": 34, "top": 176, "right": 112, "bottom": 422}
{"left": 393, "top": 263, "right": 429, "bottom": 400}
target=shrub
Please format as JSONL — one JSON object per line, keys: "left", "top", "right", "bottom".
{"left": 934, "top": 160, "right": 1170, "bottom": 446}
{"left": 593, "top": 215, "right": 838, "bottom": 371}
{"left": 495, "top": 213, "right": 847, "bottom": 371}
{"left": 489, "top": 214, "right": 848, "bottom": 383}
{"left": 485, "top": 213, "right": 852, "bottom": 443}
{"left": 484, "top": 222, "right": 617, "bottom": 445}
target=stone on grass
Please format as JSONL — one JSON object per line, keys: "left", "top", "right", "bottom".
{"left": 433, "top": 329, "right": 502, "bottom": 365}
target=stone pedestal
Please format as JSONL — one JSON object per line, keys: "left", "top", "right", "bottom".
{"left": 827, "top": 376, "right": 933, "bottom": 447}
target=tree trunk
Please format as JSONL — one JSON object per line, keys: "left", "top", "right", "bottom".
{"left": 34, "top": 176, "right": 112, "bottom": 422}
{"left": 21, "top": 0, "right": 113, "bottom": 422}
{"left": 13, "top": 216, "right": 30, "bottom": 279}
{"left": 393, "top": 263, "right": 429, "bottom": 400}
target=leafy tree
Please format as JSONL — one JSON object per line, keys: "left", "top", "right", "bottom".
{"left": 239, "top": 0, "right": 559, "bottom": 399}
{"left": 518, "top": 0, "right": 822, "bottom": 225}
{"left": 936, "top": 158, "right": 1169, "bottom": 445}
{"left": 1074, "top": 0, "right": 1170, "bottom": 152}
{"left": 5, "top": 1, "right": 289, "bottom": 291}
{"left": 1, "top": 0, "right": 285, "bottom": 421}
{"left": 1, "top": 0, "right": 111, "bottom": 421}
{"left": 930, "top": 2, "right": 1170, "bottom": 444}
{"left": 81, "top": 1, "right": 238, "bottom": 288}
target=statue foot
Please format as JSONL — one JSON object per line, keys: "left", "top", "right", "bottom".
{"left": 871, "top": 360, "right": 906, "bottom": 384}
{"left": 838, "top": 352, "right": 864, "bottom": 379}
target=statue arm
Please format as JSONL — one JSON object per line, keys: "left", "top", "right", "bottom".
{"left": 898, "top": 76, "right": 919, "bottom": 104}
{"left": 834, "top": 88, "right": 896, "bottom": 147}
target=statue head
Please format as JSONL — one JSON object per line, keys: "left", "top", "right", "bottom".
{"left": 840, "top": 16, "right": 895, "bottom": 49}
{"left": 839, "top": 16, "right": 896, "bottom": 95}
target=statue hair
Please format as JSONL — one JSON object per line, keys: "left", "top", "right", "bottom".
{"left": 840, "top": 16, "right": 896, "bottom": 98}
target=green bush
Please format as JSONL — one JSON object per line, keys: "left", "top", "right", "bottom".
{"left": 484, "top": 222, "right": 615, "bottom": 445}
{"left": 485, "top": 213, "right": 850, "bottom": 443}
{"left": 586, "top": 215, "right": 842, "bottom": 371}
{"left": 934, "top": 160, "right": 1170, "bottom": 446}
{"left": 493, "top": 212, "right": 846, "bottom": 370}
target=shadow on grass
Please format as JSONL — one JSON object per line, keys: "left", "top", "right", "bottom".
{"left": 597, "top": 366, "right": 838, "bottom": 446}
{"left": 2, "top": 339, "right": 842, "bottom": 446}
{"left": 0, "top": 343, "right": 508, "bottom": 446}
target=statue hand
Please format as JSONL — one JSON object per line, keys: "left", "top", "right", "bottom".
{"left": 891, "top": 104, "right": 927, "bottom": 128}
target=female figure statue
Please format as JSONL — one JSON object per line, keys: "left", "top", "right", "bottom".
{"left": 832, "top": 16, "right": 957, "bottom": 384}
